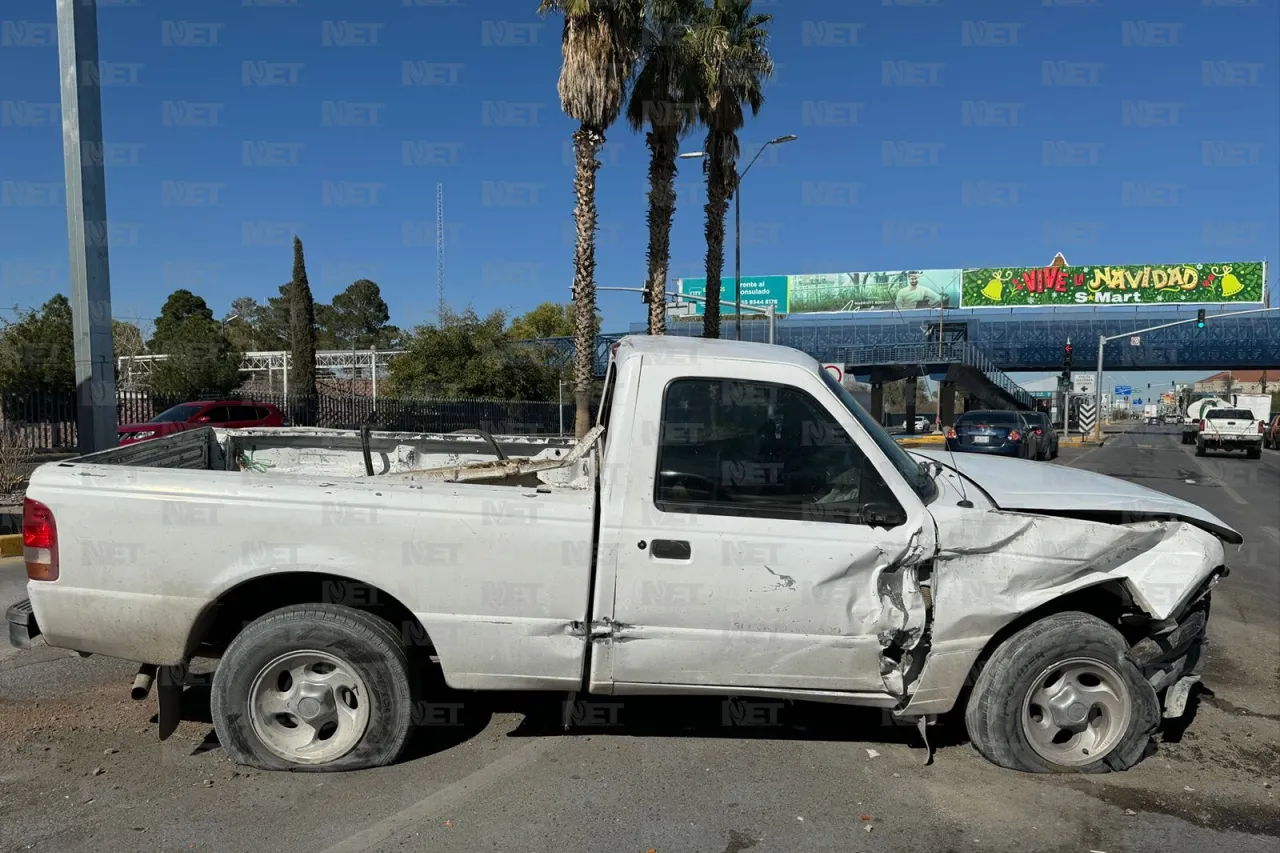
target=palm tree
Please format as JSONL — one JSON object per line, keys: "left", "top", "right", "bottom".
{"left": 627, "top": 0, "right": 702, "bottom": 336}
{"left": 539, "top": 0, "right": 643, "bottom": 438}
{"left": 691, "top": 0, "right": 773, "bottom": 339}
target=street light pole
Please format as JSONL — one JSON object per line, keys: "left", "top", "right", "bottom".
{"left": 681, "top": 135, "right": 796, "bottom": 341}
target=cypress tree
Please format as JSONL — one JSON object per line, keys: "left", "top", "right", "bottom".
{"left": 288, "top": 236, "right": 318, "bottom": 423}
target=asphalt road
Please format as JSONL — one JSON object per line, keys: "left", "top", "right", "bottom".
{"left": 1, "top": 426, "right": 1276, "bottom": 853}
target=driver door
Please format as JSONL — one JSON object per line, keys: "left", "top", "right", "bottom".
{"left": 601, "top": 360, "right": 933, "bottom": 694}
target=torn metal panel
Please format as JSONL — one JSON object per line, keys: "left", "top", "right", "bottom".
{"left": 899, "top": 502, "right": 1227, "bottom": 717}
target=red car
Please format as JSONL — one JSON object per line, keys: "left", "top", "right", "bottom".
{"left": 1266, "top": 414, "right": 1280, "bottom": 450}
{"left": 117, "top": 401, "right": 286, "bottom": 445}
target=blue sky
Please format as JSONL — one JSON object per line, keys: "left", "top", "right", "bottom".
{"left": 1, "top": 0, "right": 1276, "bottom": 390}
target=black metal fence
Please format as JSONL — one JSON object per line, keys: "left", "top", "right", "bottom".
{"left": 0, "top": 389, "right": 575, "bottom": 451}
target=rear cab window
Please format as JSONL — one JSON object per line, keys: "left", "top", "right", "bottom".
{"left": 1207, "top": 409, "right": 1253, "bottom": 419}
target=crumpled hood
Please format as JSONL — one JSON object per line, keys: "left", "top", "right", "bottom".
{"left": 912, "top": 449, "right": 1242, "bottom": 545}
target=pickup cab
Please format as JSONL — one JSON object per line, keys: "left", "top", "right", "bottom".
{"left": 1195, "top": 408, "right": 1264, "bottom": 459}
{"left": 7, "top": 337, "right": 1237, "bottom": 775}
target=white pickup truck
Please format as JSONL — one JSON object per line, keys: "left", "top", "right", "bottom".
{"left": 7, "top": 337, "right": 1237, "bottom": 775}
{"left": 1195, "top": 407, "right": 1265, "bottom": 459}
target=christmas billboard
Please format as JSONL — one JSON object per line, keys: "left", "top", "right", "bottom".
{"left": 961, "top": 261, "right": 1265, "bottom": 308}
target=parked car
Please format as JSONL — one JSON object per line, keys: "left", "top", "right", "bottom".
{"left": 118, "top": 401, "right": 286, "bottom": 445}
{"left": 945, "top": 410, "right": 1038, "bottom": 459}
{"left": 1264, "top": 414, "right": 1280, "bottom": 450}
{"left": 9, "top": 337, "right": 1236, "bottom": 776}
{"left": 902, "top": 415, "right": 933, "bottom": 433}
{"left": 1024, "top": 411, "right": 1060, "bottom": 460}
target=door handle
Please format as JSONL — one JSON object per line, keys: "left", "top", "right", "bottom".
{"left": 650, "top": 539, "right": 691, "bottom": 560}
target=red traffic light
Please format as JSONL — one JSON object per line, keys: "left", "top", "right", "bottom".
{"left": 1064, "top": 344, "right": 1072, "bottom": 354}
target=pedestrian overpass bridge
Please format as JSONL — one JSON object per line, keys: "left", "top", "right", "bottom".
{"left": 531, "top": 307, "right": 1279, "bottom": 424}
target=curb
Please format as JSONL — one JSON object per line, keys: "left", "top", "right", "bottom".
{"left": 0, "top": 534, "right": 22, "bottom": 558}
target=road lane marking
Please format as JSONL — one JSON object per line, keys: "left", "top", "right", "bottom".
{"left": 319, "top": 737, "right": 559, "bottom": 853}
{"left": 1180, "top": 445, "right": 1248, "bottom": 506}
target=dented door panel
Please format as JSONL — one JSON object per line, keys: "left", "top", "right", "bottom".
{"left": 599, "top": 355, "right": 936, "bottom": 693}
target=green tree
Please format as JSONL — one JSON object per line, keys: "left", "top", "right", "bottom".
{"left": 328, "top": 279, "right": 396, "bottom": 349}
{"left": 388, "top": 308, "right": 560, "bottom": 401}
{"left": 539, "top": 0, "right": 643, "bottom": 437}
{"left": 288, "top": 237, "right": 319, "bottom": 419}
{"left": 149, "top": 289, "right": 216, "bottom": 353}
{"left": 628, "top": 0, "right": 703, "bottom": 335}
{"left": 0, "top": 294, "right": 75, "bottom": 394}
{"left": 149, "top": 316, "right": 242, "bottom": 398}
{"left": 692, "top": 0, "right": 773, "bottom": 339}
{"left": 508, "top": 301, "right": 601, "bottom": 339}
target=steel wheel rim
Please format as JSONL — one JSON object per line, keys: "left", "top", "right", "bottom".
{"left": 1020, "top": 656, "right": 1132, "bottom": 767}
{"left": 247, "top": 649, "right": 371, "bottom": 765}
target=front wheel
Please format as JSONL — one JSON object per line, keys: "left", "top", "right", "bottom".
{"left": 211, "top": 604, "right": 417, "bottom": 771}
{"left": 965, "top": 612, "right": 1159, "bottom": 773}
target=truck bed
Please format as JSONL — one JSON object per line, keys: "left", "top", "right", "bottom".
{"left": 23, "top": 425, "right": 600, "bottom": 689}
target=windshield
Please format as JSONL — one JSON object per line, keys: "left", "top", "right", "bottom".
{"left": 957, "top": 411, "right": 1020, "bottom": 425}
{"left": 148, "top": 404, "right": 205, "bottom": 424}
{"left": 822, "top": 369, "right": 937, "bottom": 504}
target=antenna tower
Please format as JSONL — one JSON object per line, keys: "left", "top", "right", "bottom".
{"left": 436, "top": 182, "right": 446, "bottom": 323}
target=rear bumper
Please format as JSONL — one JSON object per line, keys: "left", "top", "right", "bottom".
{"left": 944, "top": 440, "right": 1024, "bottom": 457}
{"left": 7, "top": 598, "right": 40, "bottom": 650}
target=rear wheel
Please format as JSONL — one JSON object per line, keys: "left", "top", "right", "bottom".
{"left": 1247, "top": 447, "right": 1261, "bottom": 459}
{"left": 1195, "top": 440, "right": 1206, "bottom": 457}
{"left": 965, "top": 612, "right": 1158, "bottom": 773}
{"left": 211, "top": 604, "right": 416, "bottom": 771}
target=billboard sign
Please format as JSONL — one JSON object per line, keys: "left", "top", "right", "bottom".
{"left": 677, "top": 275, "right": 788, "bottom": 316}
{"left": 788, "top": 269, "right": 960, "bottom": 313}
{"left": 961, "top": 261, "right": 1265, "bottom": 308}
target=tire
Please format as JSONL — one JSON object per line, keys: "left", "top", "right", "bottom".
{"left": 965, "top": 611, "right": 1159, "bottom": 774}
{"left": 1247, "top": 447, "right": 1261, "bottom": 459}
{"left": 1195, "top": 440, "right": 1206, "bottom": 457}
{"left": 211, "top": 604, "right": 416, "bottom": 772}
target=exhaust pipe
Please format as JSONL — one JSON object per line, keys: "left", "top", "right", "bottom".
{"left": 131, "top": 663, "right": 157, "bottom": 700}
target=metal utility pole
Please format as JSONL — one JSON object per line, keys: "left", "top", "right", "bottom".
{"left": 57, "top": 0, "right": 117, "bottom": 455}
{"left": 1092, "top": 306, "right": 1280, "bottom": 441}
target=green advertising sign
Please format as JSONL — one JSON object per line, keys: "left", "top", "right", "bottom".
{"left": 677, "top": 275, "right": 788, "bottom": 315}
{"left": 961, "top": 261, "right": 1265, "bottom": 308}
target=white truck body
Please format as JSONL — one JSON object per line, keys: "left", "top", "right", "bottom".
{"left": 1233, "top": 393, "right": 1273, "bottom": 425}
{"left": 9, "top": 337, "right": 1238, "bottom": 771}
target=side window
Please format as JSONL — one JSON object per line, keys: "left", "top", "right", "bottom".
{"left": 201, "top": 406, "right": 230, "bottom": 422}
{"left": 230, "top": 405, "right": 259, "bottom": 421}
{"left": 654, "top": 378, "right": 906, "bottom": 527}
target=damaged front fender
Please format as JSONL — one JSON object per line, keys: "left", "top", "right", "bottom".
{"left": 896, "top": 508, "right": 1227, "bottom": 717}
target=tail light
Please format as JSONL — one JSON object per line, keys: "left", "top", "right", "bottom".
{"left": 1260, "top": 421, "right": 1267, "bottom": 434}
{"left": 1199, "top": 419, "right": 1206, "bottom": 432}
{"left": 23, "top": 497, "right": 58, "bottom": 582}
{"left": 1008, "top": 430, "right": 1021, "bottom": 441}
{"left": 945, "top": 428, "right": 957, "bottom": 439}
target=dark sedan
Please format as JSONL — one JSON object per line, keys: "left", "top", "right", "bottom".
{"left": 945, "top": 410, "right": 1038, "bottom": 459}
{"left": 1024, "top": 410, "right": 1060, "bottom": 460}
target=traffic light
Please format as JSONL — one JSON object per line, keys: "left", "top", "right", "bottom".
{"left": 1196, "top": 309, "right": 1206, "bottom": 329}
{"left": 1063, "top": 342, "right": 1073, "bottom": 373}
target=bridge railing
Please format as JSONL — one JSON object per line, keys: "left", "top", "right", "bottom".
{"left": 837, "top": 342, "right": 1035, "bottom": 409}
